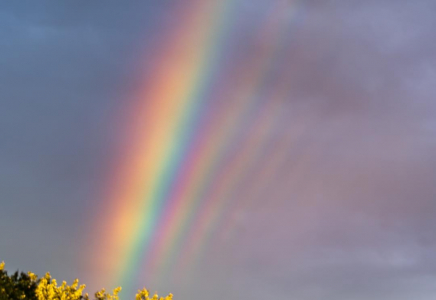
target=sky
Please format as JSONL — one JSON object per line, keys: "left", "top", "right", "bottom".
{"left": 1, "top": 1, "right": 436, "bottom": 299}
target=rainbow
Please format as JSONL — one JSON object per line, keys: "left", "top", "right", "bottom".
{"left": 90, "top": 0, "right": 304, "bottom": 297}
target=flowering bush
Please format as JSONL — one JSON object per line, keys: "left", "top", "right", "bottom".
{"left": 0, "top": 261, "right": 172, "bottom": 300}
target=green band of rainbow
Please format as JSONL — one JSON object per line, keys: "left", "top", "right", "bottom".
{"left": 89, "top": 0, "right": 304, "bottom": 297}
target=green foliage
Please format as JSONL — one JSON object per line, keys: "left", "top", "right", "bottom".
{"left": 0, "top": 267, "right": 38, "bottom": 300}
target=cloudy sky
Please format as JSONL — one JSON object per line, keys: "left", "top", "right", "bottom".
{"left": 1, "top": 1, "right": 436, "bottom": 300}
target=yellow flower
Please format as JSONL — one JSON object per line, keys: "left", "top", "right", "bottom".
{"left": 136, "top": 288, "right": 150, "bottom": 300}
{"left": 72, "top": 278, "right": 79, "bottom": 289}
{"left": 28, "top": 272, "right": 38, "bottom": 281}
{"left": 0, "top": 260, "right": 174, "bottom": 300}
{"left": 113, "top": 287, "right": 122, "bottom": 296}
{"left": 95, "top": 288, "right": 106, "bottom": 299}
